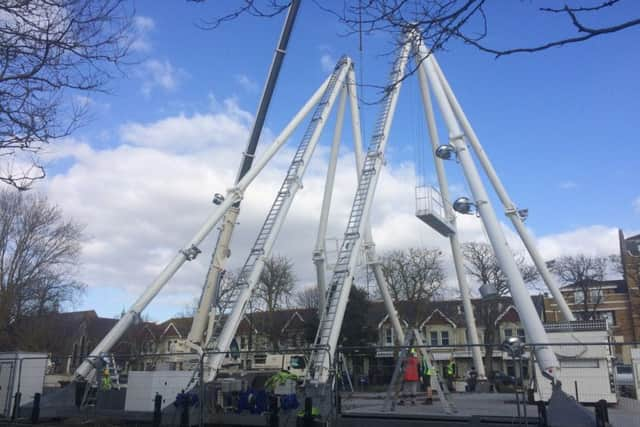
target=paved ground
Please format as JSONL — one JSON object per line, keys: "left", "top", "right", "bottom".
{"left": 341, "top": 392, "right": 640, "bottom": 427}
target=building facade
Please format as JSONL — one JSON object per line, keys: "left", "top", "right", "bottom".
{"left": 543, "top": 230, "right": 640, "bottom": 364}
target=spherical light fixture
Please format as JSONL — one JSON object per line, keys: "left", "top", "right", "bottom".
{"left": 213, "top": 193, "right": 225, "bottom": 205}
{"left": 453, "top": 197, "right": 475, "bottom": 215}
{"left": 435, "top": 144, "right": 457, "bottom": 160}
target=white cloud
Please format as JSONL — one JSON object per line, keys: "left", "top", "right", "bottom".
{"left": 138, "top": 59, "right": 182, "bottom": 95}
{"left": 536, "top": 225, "right": 620, "bottom": 259}
{"left": 633, "top": 197, "right": 640, "bottom": 214}
{"left": 559, "top": 180, "right": 577, "bottom": 190}
{"left": 131, "top": 16, "right": 155, "bottom": 52}
{"left": 320, "top": 54, "right": 336, "bottom": 73}
{"left": 235, "top": 74, "right": 259, "bottom": 92}
{"left": 43, "top": 97, "right": 624, "bottom": 319}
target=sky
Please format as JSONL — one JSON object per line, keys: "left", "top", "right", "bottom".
{"left": 33, "top": 1, "right": 640, "bottom": 321}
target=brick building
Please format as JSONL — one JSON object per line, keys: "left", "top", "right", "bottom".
{"left": 543, "top": 229, "right": 640, "bottom": 364}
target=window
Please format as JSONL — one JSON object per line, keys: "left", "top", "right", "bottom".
{"left": 289, "top": 356, "right": 306, "bottom": 370}
{"left": 430, "top": 331, "right": 438, "bottom": 346}
{"left": 441, "top": 331, "right": 449, "bottom": 346}
{"left": 589, "top": 288, "right": 604, "bottom": 304}
{"left": 574, "top": 290, "right": 585, "bottom": 304}
{"left": 597, "top": 311, "right": 615, "bottom": 326}
{"left": 240, "top": 336, "right": 247, "bottom": 349}
{"left": 561, "top": 359, "right": 599, "bottom": 368}
{"left": 616, "top": 365, "right": 632, "bottom": 374}
{"left": 385, "top": 326, "right": 394, "bottom": 345}
{"left": 517, "top": 328, "right": 526, "bottom": 343}
{"left": 504, "top": 328, "right": 513, "bottom": 338}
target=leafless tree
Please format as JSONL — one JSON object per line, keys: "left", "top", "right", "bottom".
{"left": 0, "top": 188, "right": 85, "bottom": 348}
{"left": 254, "top": 255, "right": 296, "bottom": 349}
{"left": 462, "top": 242, "right": 538, "bottom": 297}
{"left": 548, "top": 254, "right": 611, "bottom": 320}
{"left": 255, "top": 255, "right": 296, "bottom": 311}
{"left": 473, "top": 296, "right": 510, "bottom": 375}
{"left": 461, "top": 242, "right": 538, "bottom": 374}
{"left": 381, "top": 247, "right": 445, "bottom": 302}
{"left": 612, "top": 252, "right": 640, "bottom": 290}
{"left": 0, "top": 0, "right": 132, "bottom": 190}
{"left": 293, "top": 285, "right": 320, "bottom": 310}
{"left": 192, "top": 1, "right": 639, "bottom": 97}
{"left": 380, "top": 247, "right": 444, "bottom": 326}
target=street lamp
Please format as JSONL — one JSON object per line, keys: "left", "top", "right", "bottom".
{"left": 502, "top": 336, "right": 527, "bottom": 424}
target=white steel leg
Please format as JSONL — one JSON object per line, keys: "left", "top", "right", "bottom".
{"left": 75, "top": 74, "right": 333, "bottom": 380}
{"left": 430, "top": 57, "right": 574, "bottom": 322}
{"left": 346, "top": 68, "right": 405, "bottom": 345}
{"left": 417, "top": 41, "right": 559, "bottom": 379}
{"left": 313, "top": 86, "right": 347, "bottom": 315}
{"left": 206, "top": 61, "right": 351, "bottom": 381}
{"left": 416, "top": 63, "right": 485, "bottom": 379}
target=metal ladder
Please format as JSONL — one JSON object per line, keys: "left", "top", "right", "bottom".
{"left": 107, "top": 353, "right": 120, "bottom": 389}
{"left": 383, "top": 329, "right": 455, "bottom": 414}
{"left": 383, "top": 332, "right": 413, "bottom": 411}
{"left": 413, "top": 329, "right": 456, "bottom": 414}
{"left": 337, "top": 353, "right": 354, "bottom": 393}
{"left": 205, "top": 60, "right": 346, "bottom": 351}
{"left": 309, "top": 54, "right": 405, "bottom": 380}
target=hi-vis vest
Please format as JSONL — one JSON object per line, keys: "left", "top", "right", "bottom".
{"left": 446, "top": 361, "right": 456, "bottom": 377}
{"left": 421, "top": 358, "right": 432, "bottom": 376}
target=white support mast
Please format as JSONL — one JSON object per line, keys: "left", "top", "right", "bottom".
{"left": 416, "top": 63, "right": 485, "bottom": 379}
{"left": 313, "top": 87, "right": 347, "bottom": 315}
{"left": 205, "top": 59, "right": 352, "bottom": 381}
{"left": 346, "top": 67, "right": 405, "bottom": 346}
{"left": 74, "top": 73, "right": 333, "bottom": 381}
{"left": 429, "top": 57, "right": 575, "bottom": 322}
{"left": 309, "top": 37, "right": 412, "bottom": 383}
{"left": 416, "top": 39, "right": 560, "bottom": 378}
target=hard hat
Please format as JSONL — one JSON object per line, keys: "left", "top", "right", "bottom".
{"left": 410, "top": 348, "right": 416, "bottom": 355}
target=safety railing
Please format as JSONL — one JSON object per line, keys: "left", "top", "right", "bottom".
{"left": 1, "top": 341, "right": 638, "bottom": 425}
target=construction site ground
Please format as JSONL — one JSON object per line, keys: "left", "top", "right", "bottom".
{"left": 340, "top": 392, "right": 640, "bottom": 427}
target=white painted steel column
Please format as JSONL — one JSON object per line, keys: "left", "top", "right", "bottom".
{"left": 346, "top": 68, "right": 405, "bottom": 345}
{"left": 430, "top": 57, "right": 575, "bottom": 323}
{"left": 416, "top": 63, "right": 485, "bottom": 379}
{"left": 313, "top": 86, "right": 347, "bottom": 315}
{"left": 316, "top": 41, "right": 412, "bottom": 382}
{"left": 206, "top": 61, "right": 351, "bottom": 381}
{"left": 75, "top": 75, "right": 332, "bottom": 380}
{"left": 418, "top": 42, "right": 559, "bottom": 378}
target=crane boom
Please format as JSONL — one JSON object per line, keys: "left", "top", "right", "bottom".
{"left": 188, "top": 0, "right": 302, "bottom": 346}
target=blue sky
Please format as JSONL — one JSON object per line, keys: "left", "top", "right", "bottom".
{"left": 41, "top": 1, "right": 639, "bottom": 320}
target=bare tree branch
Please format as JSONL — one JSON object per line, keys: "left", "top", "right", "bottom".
{"left": 192, "top": 1, "right": 640, "bottom": 101}
{"left": 548, "top": 254, "right": 613, "bottom": 321}
{"left": 380, "top": 247, "right": 445, "bottom": 326}
{"left": 0, "top": 0, "right": 133, "bottom": 190}
{"left": 0, "top": 188, "right": 85, "bottom": 348}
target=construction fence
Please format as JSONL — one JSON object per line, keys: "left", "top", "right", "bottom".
{"left": 0, "top": 341, "right": 639, "bottom": 425}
